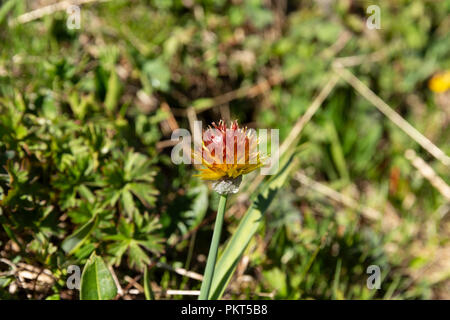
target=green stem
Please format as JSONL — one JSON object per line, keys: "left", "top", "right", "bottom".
{"left": 198, "top": 194, "right": 228, "bottom": 300}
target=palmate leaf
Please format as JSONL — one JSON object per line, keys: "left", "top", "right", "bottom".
{"left": 80, "top": 253, "right": 117, "bottom": 300}
{"left": 105, "top": 216, "right": 164, "bottom": 271}
{"left": 100, "top": 151, "right": 158, "bottom": 218}
{"left": 121, "top": 188, "right": 136, "bottom": 217}
{"left": 63, "top": 202, "right": 115, "bottom": 255}
{"left": 140, "top": 215, "right": 163, "bottom": 234}
{"left": 128, "top": 241, "right": 150, "bottom": 270}
{"left": 128, "top": 182, "right": 158, "bottom": 208}
{"left": 208, "top": 149, "right": 300, "bottom": 300}
{"left": 52, "top": 151, "right": 97, "bottom": 209}
{"left": 67, "top": 201, "right": 113, "bottom": 225}
{"left": 107, "top": 241, "right": 129, "bottom": 264}
{"left": 136, "top": 236, "right": 164, "bottom": 253}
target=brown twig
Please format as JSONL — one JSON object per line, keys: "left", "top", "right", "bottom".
{"left": 244, "top": 74, "right": 340, "bottom": 196}
{"left": 11, "top": 0, "right": 112, "bottom": 26}
{"left": 155, "top": 261, "right": 203, "bottom": 281}
{"left": 334, "top": 65, "right": 450, "bottom": 167}
{"left": 124, "top": 275, "right": 144, "bottom": 293}
{"left": 405, "top": 149, "right": 450, "bottom": 201}
{"left": 158, "top": 289, "right": 200, "bottom": 296}
{"left": 160, "top": 102, "right": 179, "bottom": 135}
{"left": 294, "top": 171, "right": 382, "bottom": 220}
{"left": 279, "top": 74, "right": 340, "bottom": 157}
{"left": 108, "top": 265, "right": 124, "bottom": 296}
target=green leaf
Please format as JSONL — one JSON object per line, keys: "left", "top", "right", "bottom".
{"left": 101, "top": 151, "right": 157, "bottom": 217}
{"left": 118, "top": 217, "right": 134, "bottom": 238}
{"left": 2, "top": 224, "right": 23, "bottom": 251}
{"left": 62, "top": 216, "right": 98, "bottom": 255}
{"left": 143, "top": 266, "right": 155, "bottom": 300}
{"left": 129, "top": 182, "right": 157, "bottom": 208}
{"left": 128, "top": 241, "right": 150, "bottom": 271}
{"left": 77, "top": 184, "right": 95, "bottom": 204}
{"left": 105, "top": 216, "right": 163, "bottom": 269}
{"left": 180, "top": 184, "right": 209, "bottom": 233}
{"left": 192, "top": 98, "right": 214, "bottom": 111}
{"left": 121, "top": 189, "right": 135, "bottom": 217}
{"left": 136, "top": 237, "right": 164, "bottom": 254}
{"left": 325, "top": 121, "right": 349, "bottom": 181}
{"left": 107, "top": 241, "right": 129, "bottom": 266}
{"left": 143, "top": 59, "right": 171, "bottom": 92}
{"left": 104, "top": 70, "right": 121, "bottom": 112}
{"left": 208, "top": 150, "right": 299, "bottom": 299}
{"left": 263, "top": 268, "right": 287, "bottom": 297}
{"left": 80, "top": 253, "right": 117, "bottom": 300}
{"left": 0, "top": 0, "right": 17, "bottom": 25}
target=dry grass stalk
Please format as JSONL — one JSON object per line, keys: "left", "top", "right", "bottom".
{"left": 334, "top": 65, "right": 450, "bottom": 167}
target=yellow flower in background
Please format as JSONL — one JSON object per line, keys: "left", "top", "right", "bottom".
{"left": 429, "top": 71, "right": 450, "bottom": 93}
{"left": 193, "top": 120, "right": 263, "bottom": 194}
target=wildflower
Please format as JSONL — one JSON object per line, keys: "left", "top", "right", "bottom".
{"left": 193, "top": 120, "right": 262, "bottom": 194}
{"left": 429, "top": 71, "right": 450, "bottom": 93}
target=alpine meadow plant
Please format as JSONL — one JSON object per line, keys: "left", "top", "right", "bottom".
{"left": 1, "top": 0, "right": 447, "bottom": 302}
{"left": 193, "top": 120, "right": 263, "bottom": 300}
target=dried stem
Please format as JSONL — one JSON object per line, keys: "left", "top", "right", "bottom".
{"left": 334, "top": 65, "right": 450, "bottom": 167}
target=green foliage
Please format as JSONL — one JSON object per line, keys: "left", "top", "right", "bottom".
{"left": 80, "top": 253, "right": 117, "bottom": 300}
{"left": 209, "top": 149, "right": 300, "bottom": 299}
{"left": 105, "top": 215, "right": 163, "bottom": 271}
{"left": 100, "top": 151, "right": 158, "bottom": 218}
{"left": 0, "top": 0, "right": 449, "bottom": 300}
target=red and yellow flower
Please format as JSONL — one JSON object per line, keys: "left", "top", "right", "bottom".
{"left": 193, "top": 120, "right": 262, "bottom": 182}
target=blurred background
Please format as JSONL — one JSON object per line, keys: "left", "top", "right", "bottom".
{"left": 0, "top": 0, "right": 449, "bottom": 299}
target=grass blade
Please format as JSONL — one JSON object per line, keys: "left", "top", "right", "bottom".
{"left": 143, "top": 266, "right": 155, "bottom": 300}
{"left": 61, "top": 216, "right": 98, "bottom": 255}
{"left": 208, "top": 150, "right": 299, "bottom": 299}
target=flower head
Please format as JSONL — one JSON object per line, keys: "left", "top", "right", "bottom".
{"left": 429, "top": 71, "right": 450, "bottom": 93}
{"left": 193, "top": 120, "right": 262, "bottom": 193}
